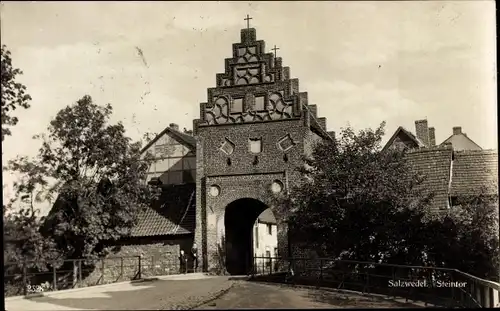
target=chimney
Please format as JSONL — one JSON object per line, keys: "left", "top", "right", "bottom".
{"left": 169, "top": 123, "right": 179, "bottom": 131}
{"left": 415, "top": 119, "right": 430, "bottom": 147}
{"left": 453, "top": 126, "right": 462, "bottom": 135}
{"left": 428, "top": 127, "right": 436, "bottom": 147}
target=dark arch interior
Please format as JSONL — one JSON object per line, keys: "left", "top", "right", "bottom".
{"left": 224, "top": 198, "right": 271, "bottom": 275}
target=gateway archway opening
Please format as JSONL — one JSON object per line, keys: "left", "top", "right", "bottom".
{"left": 224, "top": 198, "right": 277, "bottom": 275}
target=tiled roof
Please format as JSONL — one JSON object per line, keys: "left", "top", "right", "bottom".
{"left": 170, "top": 130, "right": 196, "bottom": 150}
{"left": 257, "top": 208, "right": 277, "bottom": 224}
{"left": 450, "top": 149, "right": 498, "bottom": 196}
{"left": 141, "top": 127, "right": 196, "bottom": 154}
{"left": 382, "top": 126, "right": 425, "bottom": 151}
{"left": 405, "top": 147, "right": 454, "bottom": 210}
{"left": 131, "top": 184, "right": 196, "bottom": 237}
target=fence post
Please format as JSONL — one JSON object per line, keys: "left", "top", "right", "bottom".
{"left": 475, "top": 280, "right": 482, "bottom": 307}
{"left": 252, "top": 254, "right": 256, "bottom": 277}
{"left": 391, "top": 266, "right": 395, "bottom": 298}
{"left": 120, "top": 257, "right": 124, "bottom": 279}
{"left": 101, "top": 259, "right": 105, "bottom": 284}
{"left": 53, "top": 262, "right": 57, "bottom": 291}
{"left": 269, "top": 257, "right": 272, "bottom": 276}
{"left": 78, "top": 260, "right": 83, "bottom": 288}
{"left": 152, "top": 255, "right": 156, "bottom": 276}
{"left": 320, "top": 259, "right": 323, "bottom": 281}
{"left": 23, "top": 262, "right": 27, "bottom": 296}
{"left": 138, "top": 255, "right": 142, "bottom": 279}
{"left": 366, "top": 272, "right": 370, "bottom": 294}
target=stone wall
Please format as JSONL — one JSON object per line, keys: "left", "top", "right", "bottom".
{"left": 82, "top": 235, "right": 193, "bottom": 286}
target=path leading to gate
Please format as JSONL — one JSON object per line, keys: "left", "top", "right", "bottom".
{"left": 195, "top": 281, "right": 426, "bottom": 309}
{"left": 6, "top": 274, "right": 428, "bottom": 310}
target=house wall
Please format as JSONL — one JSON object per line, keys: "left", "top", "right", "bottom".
{"left": 142, "top": 132, "right": 196, "bottom": 185}
{"left": 253, "top": 221, "right": 278, "bottom": 257}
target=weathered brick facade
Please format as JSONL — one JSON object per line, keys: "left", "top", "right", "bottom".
{"left": 192, "top": 28, "right": 330, "bottom": 273}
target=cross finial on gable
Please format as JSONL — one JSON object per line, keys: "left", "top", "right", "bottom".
{"left": 244, "top": 14, "right": 253, "bottom": 29}
{"left": 271, "top": 45, "right": 280, "bottom": 58}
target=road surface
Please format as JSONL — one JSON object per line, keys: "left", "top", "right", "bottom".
{"left": 6, "top": 275, "right": 424, "bottom": 310}
{"left": 195, "top": 281, "right": 424, "bottom": 309}
{"left": 6, "top": 275, "right": 234, "bottom": 310}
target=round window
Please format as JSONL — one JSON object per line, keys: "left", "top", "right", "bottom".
{"left": 209, "top": 185, "right": 221, "bottom": 197}
{"left": 271, "top": 180, "right": 284, "bottom": 194}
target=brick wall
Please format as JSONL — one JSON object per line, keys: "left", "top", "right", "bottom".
{"left": 195, "top": 119, "right": 311, "bottom": 273}
{"left": 82, "top": 236, "right": 193, "bottom": 286}
{"left": 190, "top": 26, "right": 328, "bottom": 273}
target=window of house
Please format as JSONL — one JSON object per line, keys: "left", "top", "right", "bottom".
{"left": 168, "top": 171, "right": 183, "bottom": 184}
{"left": 449, "top": 196, "right": 461, "bottom": 208}
{"left": 267, "top": 224, "right": 272, "bottom": 235}
{"left": 255, "top": 225, "right": 259, "bottom": 249}
{"left": 274, "top": 247, "right": 278, "bottom": 257}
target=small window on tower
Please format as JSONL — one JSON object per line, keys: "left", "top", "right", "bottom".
{"left": 232, "top": 98, "right": 243, "bottom": 113}
{"left": 249, "top": 138, "right": 262, "bottom": 154}
{"left": 255, "top": 96, "right": 265, "bottom": 111}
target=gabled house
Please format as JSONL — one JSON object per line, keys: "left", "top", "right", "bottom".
{"left": 441, "top": 126, "right": 483, "bottom": 151}
{"left": 384, "top": 119, "right": 498, "bottom": 212}
{"left": 382, "top": 126, "right": 426, "bottom": 152}
{"left": 107, "top": 123, "right": 198, "bottom": 274}
{"left": 253, "top": 208, "right": 278, "bottom": 268}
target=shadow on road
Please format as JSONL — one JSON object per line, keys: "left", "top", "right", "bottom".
{"left": 304, "top": 289, "right": 425, "bottom": 308}
{"left": 19, "top": 277, "right": 228, "bottom": 310}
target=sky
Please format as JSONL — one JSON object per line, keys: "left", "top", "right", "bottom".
{"left": 1, "top": 1, "right": 497, "bottom": 213}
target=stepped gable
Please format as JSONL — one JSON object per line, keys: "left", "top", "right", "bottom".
{"left": 193, "top": 27, "right": 328, "bottom": 137}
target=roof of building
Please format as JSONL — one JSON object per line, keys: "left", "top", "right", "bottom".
{"left": 402, "top": 145, "right": 498, "bottom": 210}
{"left": 382, "top": 126, "right": 426, "bottom": 151}
{"left": 141, "top": 126, "right": 196, "bottom": 154}
{"left": 450, "top": 149, "right": 498, "bottom": 196}
{"left": 405, "top": 146, "right": 454, "bottom": 209}
{"left": 440, "top": 133, "right": 483, "bottom": 151}
{"left": 257, "top": 208, "right": 277, "bottom": 224}
{"left": 131, "top": 184, "right": 196, "bottom": 237}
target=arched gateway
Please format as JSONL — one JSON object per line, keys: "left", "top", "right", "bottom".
{"left": 191, "top": 24, "right": 332, "bottom": 273}
{"left": 224, "top": 198, "right": 274, "bottom": 275}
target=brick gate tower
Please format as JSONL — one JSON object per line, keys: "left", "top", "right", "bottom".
{"left": 192, "top": 23, "right": 331, "bottom": 274}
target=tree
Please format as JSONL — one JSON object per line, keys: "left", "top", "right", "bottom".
{"left": 3, "top": 186, "right": 62, "bottom": 296}
{"left": 280, "top": 122, "right": 434, "bottom": 265}
{"left": 425, "top": 189, "right": 499, "bottom": 280}
{"left": 1, "top": 45, "right": 32, "bottom": 141}
{"left": 6, "top": 95, "right": 159, "bottom": 260}
{"left": 280, "top": 122, "right": 499, "bottom": 280}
